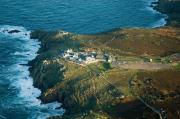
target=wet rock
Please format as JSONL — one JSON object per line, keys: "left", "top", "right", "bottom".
{"left": 19, "top": 63, "right": 28, "bottom": 66}
{"left": 8, "top": 29, "right": 21, "bottom": 34}
{"left": 55, "top": 107, "right": 62, "bottom": 110}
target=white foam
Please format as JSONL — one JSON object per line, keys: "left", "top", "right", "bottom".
{"left": 1, "top": 25, "right": 65, "bottom": 119}
{"left": 10, "top": 64, "right": 41, "bottom": 105}
{"left": 0, "top": 25, "right": 31, "bottom": 39}
{"left": 144, "top": 0, "right": 158, "bottom": 12}
{"left": 142, "top": 0, "right": 168, "bottom": 28}
{"left": 151, "top": 17, "right": 167, "bottom": 28}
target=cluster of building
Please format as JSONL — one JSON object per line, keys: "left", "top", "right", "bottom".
{"left": 61, "top": 49, "right": 112, "bottom": 65}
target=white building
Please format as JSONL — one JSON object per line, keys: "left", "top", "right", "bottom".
{"left": 63, "top": 53, "right": 70, "bottom": 58}
{"left": 67, "top": 49, "right": 73, "bottom": 53}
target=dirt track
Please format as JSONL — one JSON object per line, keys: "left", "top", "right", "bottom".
{"left": 118, "top": 62, "right": 170, "bottom": 70}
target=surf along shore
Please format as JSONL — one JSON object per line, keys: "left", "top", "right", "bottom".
{"left": 29, "top": 0, "right": 180, "bottom": 119}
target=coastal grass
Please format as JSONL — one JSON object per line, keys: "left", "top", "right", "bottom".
{"left": 106, "top": 69, "right": 137, "bottom": 95}
{"left": 174, "top": 62, "right": 180, "bottom": 70}
{"left": 77, "top": 27, "right": 180, "bottom": 56}
{"left": 130, "top": 69, "right": 180, "bottom": 119}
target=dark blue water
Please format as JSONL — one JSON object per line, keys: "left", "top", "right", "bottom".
{"left": 0, "top": 0, "right": 166, "bottom": 34}
{"left": 0, "top": 0, "right": 166, "bottom": 119}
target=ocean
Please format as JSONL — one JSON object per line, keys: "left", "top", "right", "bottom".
{"left": 0, "top": 0, "right": 166, "bottom": 119}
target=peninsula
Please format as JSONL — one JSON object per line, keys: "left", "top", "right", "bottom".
{"left": 29, "top": 0, "right": 180, "bottom": 118}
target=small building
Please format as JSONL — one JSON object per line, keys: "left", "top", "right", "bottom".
{"left": 63, "top": 53, "right": 70, "bottom": 58}
{"left": 86, "top": 57, "right": 96, "bottom": 62}
{"left": 149, "top": 58, "right": 153, "bottom": 62}
{"left": 67, "top": 49, "right": 73, "bottom": 53}
{"left": 108, "top": 56, "right": 114, "bottom": 63}
{"left": 104, "top": 54, "right": 109, "bottom": 62}
{"left": 73, "top": 53, "right": 79, "bottom": 59}
{"left": 96, "top": 54, "right": 104, "bottom": 59}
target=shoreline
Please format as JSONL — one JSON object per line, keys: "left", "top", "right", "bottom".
{"left": 0, "top": 25, "right": 65, "bottom": 119}
{"left": 29, "top": 0, "right": 180, "bottom": 118}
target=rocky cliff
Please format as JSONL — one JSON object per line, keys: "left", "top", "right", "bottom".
{"left": 154, "top": 0, "right": 180, "bottom": 27}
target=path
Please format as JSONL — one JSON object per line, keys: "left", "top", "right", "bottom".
{"left": 114, "top": 62, "right": 170, "bottom": 70}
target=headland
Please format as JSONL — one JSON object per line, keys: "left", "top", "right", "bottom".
{"left": 29, "top": 0, "right": 180, "bottom": 118}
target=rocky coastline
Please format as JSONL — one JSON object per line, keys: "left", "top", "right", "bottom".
{"left": 29, "top": 0, "right": 180, "bottom": 119}
{"left": 154, "top": 0, "right": 180, "bottom": 27}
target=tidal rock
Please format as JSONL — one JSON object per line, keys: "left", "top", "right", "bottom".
{"left": 8, "top": 29, "right": 21, "bottom": 34}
